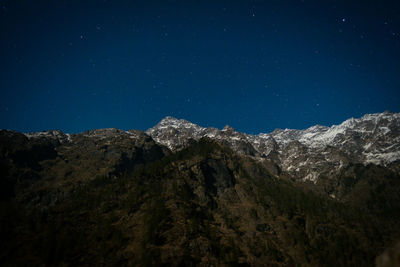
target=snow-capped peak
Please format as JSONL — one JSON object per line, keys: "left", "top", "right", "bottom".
{"left": 146, "top": 112, "right": 400, "bottom": 182}
{"left": 148, "top": 116, "right": 204, "bottom": 132}
{"left": 222, "top": 125, "right": 235, "bottom": 132}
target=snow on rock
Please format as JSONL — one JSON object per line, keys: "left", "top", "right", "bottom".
{"left": 16, "top": 111, "right": 400, "bottom": 184}
{"left": 146, "top": 112, "right": 400, "bottom": 181}
{"left": 24, "top": 130, "right": 71, "bottom": 143}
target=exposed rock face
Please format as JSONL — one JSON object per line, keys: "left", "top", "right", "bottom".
{"left": 146, "top": 111, "right": 400, "bottom": 182}
{"left": 146, "top": 117, "right": 259, "bottom": 157}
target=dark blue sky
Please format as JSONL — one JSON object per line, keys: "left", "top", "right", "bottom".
{"left": 1, "top": 0, "right": 399, "bottom": 134}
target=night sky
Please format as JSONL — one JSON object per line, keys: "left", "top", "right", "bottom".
{"left": 1, "top": 1, "right": 400, "bottom": 134}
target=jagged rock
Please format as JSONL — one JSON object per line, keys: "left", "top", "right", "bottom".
{"left": 147, "top": 112, "right": 400, "bottom": 182}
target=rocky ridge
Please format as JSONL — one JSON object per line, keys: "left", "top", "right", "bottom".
{"left": 146, "top": 111, "right": 400, "bottom": 182}
{"left": 14, "top": 111, "right": 400, "bottom": 184}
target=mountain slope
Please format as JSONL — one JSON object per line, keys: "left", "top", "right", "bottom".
{"left": 1, "top": 138, "right": 397, "bottom": 266}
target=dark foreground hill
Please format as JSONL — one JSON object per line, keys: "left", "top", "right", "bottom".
{"left": 1, "top": 127, "right": 400, "bottom": 266}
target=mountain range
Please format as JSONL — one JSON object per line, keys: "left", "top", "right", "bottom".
{"left": 147, "top": 111, "right": 400, "bottom": 181}
{"left": 1, "top": 111, "right": 400, "bottom": 266}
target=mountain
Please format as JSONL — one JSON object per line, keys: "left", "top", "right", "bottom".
{"left": 0, "top": 112, "right": 399, "bottom": 266}
{"left": 147, "top": 111, "right": 400, "bottom": 183}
